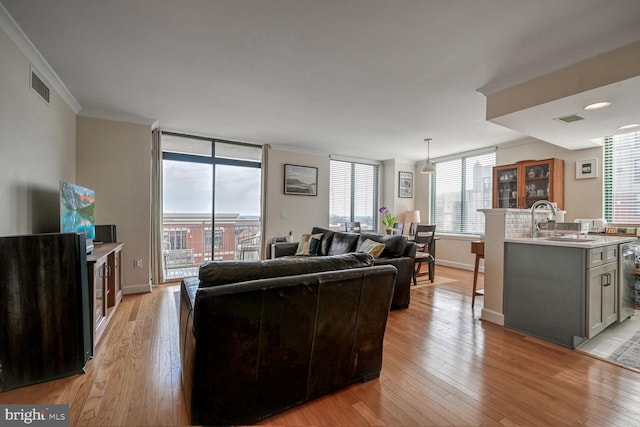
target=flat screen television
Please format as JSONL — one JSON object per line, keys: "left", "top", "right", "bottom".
{"left": 60, "top": 180, "right": 95, "bottom": 253}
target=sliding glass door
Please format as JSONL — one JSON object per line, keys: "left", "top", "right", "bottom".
{"left": 161, "top": 133, "right": 262, "bottom": 280}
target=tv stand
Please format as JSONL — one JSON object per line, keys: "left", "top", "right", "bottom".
{"left": 87, "top": 242, "right": 124, "bottom": 348}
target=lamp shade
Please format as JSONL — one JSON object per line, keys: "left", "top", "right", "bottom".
{"left": 421, "top": 160, "right": 436, "bottom": 174}
{"left": 404, "top": 210, "right": 421, "bottom": 235}
{"left": 404, "top": 210, "right": 421, "bottom": 225}
{"left": 421, "top": 138, "right": 436, "bottom": 174}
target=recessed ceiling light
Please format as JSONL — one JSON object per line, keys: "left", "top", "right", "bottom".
{"left": 583, "top": 101, "right": 612, "bottom": 111}
{"left": 618, "top": 123, "right": 640, "bottom": 130}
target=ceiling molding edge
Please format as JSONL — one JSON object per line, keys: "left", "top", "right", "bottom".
{"left": 79, "top": 108, "right": 158, "bottom": 128}
{"left": 271, "top": 143, "right": 330, "bottom": 158}
{"left": 0, "top": 3, "right": 81, "bottom": 113}
{"left": 478, "top": 24, "right": 640, "bottom": 96}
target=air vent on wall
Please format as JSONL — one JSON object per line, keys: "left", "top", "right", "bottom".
{"left": 30, "top": 67, "right": 50, "bottom": 104}
{"left": 555, "top": 114, "right": 584, "bottom": 124}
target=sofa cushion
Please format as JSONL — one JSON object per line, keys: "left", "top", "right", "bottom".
{"left": 311, "top": 227, "right": 334, "bottom": 256}
{"left": 359, "top": 232, "right": 407, "bottom": 258}
{"left": 295, "top": 233, "right": 323, "bottom": 256}
{"left": 198, "top": 252, "right": 374, "bottom": 288}
{"left": 327, "top": 231, "right": 359, "bottom": 255}
{"left": 358, "top": 238, "right": 386, "bottom": 258}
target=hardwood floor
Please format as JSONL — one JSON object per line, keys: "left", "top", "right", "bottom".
{"left": 2, "top": 266, "right": 640, "bottom": 426}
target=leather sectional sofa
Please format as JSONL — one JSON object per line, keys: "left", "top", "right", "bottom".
{"left": 179, "top": 252, "right": 397, "bottom": 425}
{"left": 272, "top": 227, "right": 416, "bottom": 309}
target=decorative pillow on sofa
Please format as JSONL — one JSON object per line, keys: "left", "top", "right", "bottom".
{"left": 295, "top": 233, "right": 323, "bottom": 256}
{"left": 358, "top": 238, "right": 386, "bottom": 258}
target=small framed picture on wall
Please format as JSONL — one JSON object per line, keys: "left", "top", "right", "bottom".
{"left": 398, "top": 171, "right": 413, "bottom": 198}
{"left": 576, "top": 159, "right": 598, "bottom": 179}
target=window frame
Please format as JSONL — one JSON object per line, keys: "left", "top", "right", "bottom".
{"left": 604, "top": 130, "right": 640, "bottom": 223}
{"left": 430, "top": 149, "right": 496, "bottom": 235}
{"left": 329, "top": 159, "right": 380, "bottom": 231}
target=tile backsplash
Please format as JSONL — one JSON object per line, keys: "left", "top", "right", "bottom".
{"left": 505, "top": 210, "right": 550, "bottom": 238}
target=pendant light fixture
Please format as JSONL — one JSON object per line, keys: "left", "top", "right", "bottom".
{"left": 421, "top": 138, "right": 436, "bottom": 174}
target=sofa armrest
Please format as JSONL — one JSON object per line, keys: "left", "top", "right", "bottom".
{"left": 403, "top": 242, "right": 417, "bottom": 259}
{"left": 271, "top": 242, "right": 298, "bottom": 258}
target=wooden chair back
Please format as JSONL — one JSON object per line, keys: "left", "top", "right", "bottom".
{"left": 344, "top": 221, "right": 362, "bottom": 233}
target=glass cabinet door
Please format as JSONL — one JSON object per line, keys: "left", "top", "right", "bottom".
{"left": 495, "top": 166, "right": 519, "bottom": 208}
{"left": 523, "top": 162, "right": 550, "bottom": 208}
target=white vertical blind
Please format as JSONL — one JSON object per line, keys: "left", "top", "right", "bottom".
{"left": 604, "top": 130, "right": 640, "bottom": 223}
{"left": 329, "top": 161, "right": 352, "bottom": 228}
{"left": 433, "top": 159, "right": 462, "bottom": 233}
{"left": 330, "top": 160, "right": 379, "bottom": 231}
{"left": 464, "top": 152, "right": 495, "bottom": 233}
{"left": 432, "top": 150, "right": 495, "bottom": 234}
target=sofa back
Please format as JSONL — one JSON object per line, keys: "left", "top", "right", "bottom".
{"left": 198, "top": 252, "right": 373, "bottom": 287}
{"left": 182, "top": 264, "right": 397, "bottom": 425}
{"left": 311, "top": 227, "right": 410, "bottom": 258}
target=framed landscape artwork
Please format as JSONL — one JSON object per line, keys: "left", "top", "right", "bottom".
{"left": 398, "top": 171, "right": 413, "bottom": 198}
{"left": 284, "top": 164, "right": 318, "bottom": 196}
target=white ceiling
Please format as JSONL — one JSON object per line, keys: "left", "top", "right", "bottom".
{"left": 3, "top": 0, "right": 640, "bottom": 162}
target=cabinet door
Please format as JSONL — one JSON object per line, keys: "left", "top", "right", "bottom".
{"left": 587, "top": 262, "right": 618, "bottom": 338}
{"left": 602, "top": 263, "right": 618, "bottom": 327}
{"left": 493, "top": 165, "right": 520, "bottom": 208}
{"left": 94, "top": 263, "right": 106, "bottom": 329}
{"left": 522, "top": 160, "right": 552, "bottom": 209}
{"left": 522, "top": 158, "right": 564, "bottom": 209}
{"left": 114, "top": 249, "right": 122, "bottom": 301}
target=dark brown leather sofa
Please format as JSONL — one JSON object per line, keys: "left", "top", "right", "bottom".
{"left": 179, "top": 253, "right": 397, "bottom": 426}
{"left": 272, "top": 227, "right": 416, "bottom": 309}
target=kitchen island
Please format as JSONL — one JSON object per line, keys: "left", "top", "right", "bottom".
{"left": 503, "top": 234, "right": 636, "bottom": 348}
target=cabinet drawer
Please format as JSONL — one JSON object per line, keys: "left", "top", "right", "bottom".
{"left": 588, "top": 244, "right": 618, "bottom": 267}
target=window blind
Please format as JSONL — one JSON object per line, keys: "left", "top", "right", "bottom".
{"left": 431, "top": 151, "right": 495, "bottom": 234}
{"left": 604, "top": 130, "right": 640, "bottom": 223}
{"left": 330, "top": 160, "right": 379, "bottom": 231}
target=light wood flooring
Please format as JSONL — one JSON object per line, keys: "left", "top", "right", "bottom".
{"left": 2, "top": 266, "right": 640, "bottom": 426}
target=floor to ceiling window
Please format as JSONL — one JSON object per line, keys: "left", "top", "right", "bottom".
{"left": 161, "top": 132, "right": 262, "bottom": 280}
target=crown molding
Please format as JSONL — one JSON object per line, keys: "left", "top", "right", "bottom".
{"left": 0, "top": 2, "right": 81, "bottom": 113}
{"left": 79, "top": 108, "right": 158, "bottom": 128}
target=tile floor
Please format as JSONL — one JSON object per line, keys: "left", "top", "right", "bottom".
{"left": 578, "top": 310, "right": 640, "bottom": 358}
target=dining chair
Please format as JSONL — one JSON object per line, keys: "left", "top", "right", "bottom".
{"left": 412, "top": 224, "right": 436, "bottom": 285}
{"left": 344, "top": 221, "right": 361, "bottom": 233}
{"left": 391, "top": 222, "right": 404, "bottom": 235}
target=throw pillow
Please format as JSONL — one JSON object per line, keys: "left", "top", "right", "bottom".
{"left": 295, "top": 233, "right": 323, "bottom": 256}
{"left": 358, "top": 238, "right": 386, "bottom": 258}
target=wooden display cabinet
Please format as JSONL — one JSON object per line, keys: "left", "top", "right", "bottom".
{"left": 88, "top": 242, "right": 124, "bottom": 349}
{"left": 493, "top": 158, "right": 564, "bottom": 209}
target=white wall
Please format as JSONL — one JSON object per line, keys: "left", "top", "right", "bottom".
{"left": 0, "top": 26, "right": 76, "bottom": 237}
{"left": 263, "top": 147, "right": 330, "bottom": 254}
{"left": 76, "top": 116, "right": 152, "bottom": 294}
{"left": 382, "top": 159, "right": 418, "bottom": 234}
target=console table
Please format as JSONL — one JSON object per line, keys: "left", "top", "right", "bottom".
{"left": 88, "top": 242, "right": 124, "bottom": 348}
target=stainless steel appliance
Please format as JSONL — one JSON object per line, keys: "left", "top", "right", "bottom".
{"left": 618, "top": 240, "right": 639, "bottom": 322}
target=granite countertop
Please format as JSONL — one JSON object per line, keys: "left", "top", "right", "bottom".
{"left": 504, "top": 234, "right": 637, "bottom": 248}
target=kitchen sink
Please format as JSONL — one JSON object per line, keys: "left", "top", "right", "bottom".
{"left": 544, "top": 236, "right": 596, "bottom": 242}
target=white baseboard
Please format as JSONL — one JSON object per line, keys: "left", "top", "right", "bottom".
{"left": 481, "top": 308, "right": 504, "bottom": 325}
{"left": 123, "top": 283, "right": 152, "bottom": 295}
{"left": 436, "top": 260, "right": 484, "bottom": 273}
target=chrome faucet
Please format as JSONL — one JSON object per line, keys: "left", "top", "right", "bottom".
{"left": 530, "top": 200, "right": 557, "bottom": 238}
